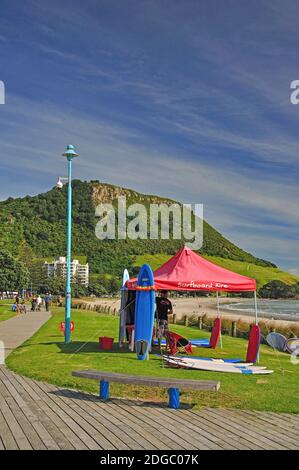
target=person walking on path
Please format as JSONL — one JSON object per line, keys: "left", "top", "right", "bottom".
{"left": 36, "top": 295, "right": 42, "bottom": 311}
{"left": 15, "top": 293, "right": 20, "bottom": 314}
{"left": 31, "top": 295, "right": 37, "bottom": 312}
{"left": 44, "top": 293, "right": 51, "bottom": 312}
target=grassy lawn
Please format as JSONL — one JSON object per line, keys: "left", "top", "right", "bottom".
{"left": 0, "top": 303, "right": 16, "bottom": 323}
{"left": 6, "top": 307, "right": 299, "bottom": 413}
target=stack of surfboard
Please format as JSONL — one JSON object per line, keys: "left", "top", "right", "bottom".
{"left": 163, "top": 355, "right": 274, "bottom": 375}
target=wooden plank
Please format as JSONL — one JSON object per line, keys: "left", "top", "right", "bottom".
{"left": 142, "top": 405, "right": 224, "bottom": 450}
{"left": 41, "top": 383, "right": 129, "bottom": 451}
{"left": 71, "top": 395, "right": 184, "bottom": 449}
{"left": 72, "top": 370, "right": 220, "bottom": 391}
{"left": 0, "top": 370, "right": 59, "bottom": 450}
{"left": 0, "top": 389, "right": 32, "bottom": 449}
{"left": 194, "top": 408, "right": 272, "bottom": 450}
{"left": 179, "top": 408, "right": 265, "bottom": 450}
{"left": 1, "top": 368, "right": 76, "bottom": 450}
{"left": 86, "top": 394, "right": 181, "bottom": 450}
{"left": 217, "top": 408, "right": 296, "bottom": 448}
{"left": 107, "top": 399, "right": 178, "bottom": 450}
{"left": 50, "top": 388, "right": 132, "bottom": 451}
{"left": 27, "top": 379, "right": 103, "bottom": 450}
{"left": 121, "top": 398, "right": 229, "bottom": 450}
{"left": 180, "top": 409, "right": 264, "bottom": 450}
{"left": 119, "top": 400, "right": 190, "bottom": 450}
{"left": 37, "top": 380, "right": 146, "bottom": 450}
{"left": 41, "top": 381, "right": 149, "bottom": 450}
{"left": 8, "top": 372, "right": 76, "bottom": 450}
{"left": 0, "top": 408, "right": 18, "bottom": 450}
{"left": 122, "top": 400, "right": 209, "bottom": 450}
{"left": 241, "top": 410, "right": 297, "bottom": 432}
{"left": 161, "top": 407, "right": 247, "bottom": 450}
{"left": 103, "top": 400, "right": 170, "bottom": 450}
{"left": 278, "top": 412, "right": 299, "bottom": 425}
{"left": 13, "top": 373, "right": 90, "bottom": 450}
{"left": 201, "top": 408, "right": 288, "bottom": 450}
{"left": 220, "top": 408, "right": 299, "bottom": 450}
{"left": 5, "top": 396, "right": 46, "bottom": 450}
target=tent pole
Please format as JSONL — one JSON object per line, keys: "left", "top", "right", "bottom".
{"left": 216, "top": 291, "right": 222, "bottom": 349}
{"left": 254, "top": 290, "right": 260, "bottom": 362}
{"left": 216, "top": 291, "right": 220, "bottom": 317}
{"left": 254, "top": 291, "right": 258, "bottom": 325}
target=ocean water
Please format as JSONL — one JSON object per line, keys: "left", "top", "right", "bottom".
{"left": 222, "top": 299, "right": 299, "bottom": 318}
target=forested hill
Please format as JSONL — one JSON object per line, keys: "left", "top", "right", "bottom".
{"left": 0, "top": 179, "right": 276, "bottom": 280}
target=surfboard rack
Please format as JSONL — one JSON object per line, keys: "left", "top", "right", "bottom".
{"left": 72, "top": 369, "right": 220, "bottom": 409}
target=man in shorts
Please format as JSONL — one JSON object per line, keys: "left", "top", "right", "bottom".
{"left": 155, "top": 291, "right": 173, "bottom": 343}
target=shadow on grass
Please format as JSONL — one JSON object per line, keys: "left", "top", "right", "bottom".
{"left": 39, "top": 341, "right": 162, "bottom": 356}
{"left": 50, "top": 388, "right": 193, "bottom": 409}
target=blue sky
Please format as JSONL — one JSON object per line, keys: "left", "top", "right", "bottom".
{"left": 0, "top": 0, "right": 298, "bottom": 272}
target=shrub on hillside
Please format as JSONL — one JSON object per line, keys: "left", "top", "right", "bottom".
{"left": 259, "top": 280, "right": 297, "bottom": 299}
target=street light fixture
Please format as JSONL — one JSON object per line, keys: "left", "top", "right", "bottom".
{"left": 62, "top": 144, "right": 79, "bottom": 343}
{"left": 56, "top": 176, "right": 68, "bottom": 190}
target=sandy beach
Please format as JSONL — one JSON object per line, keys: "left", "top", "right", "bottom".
{"left": 86, "top": 296, "right": 299, "bottom": 328}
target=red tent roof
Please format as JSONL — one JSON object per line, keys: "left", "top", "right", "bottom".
{"left": 126, "top": 246, "right": 256, "bottom": 292}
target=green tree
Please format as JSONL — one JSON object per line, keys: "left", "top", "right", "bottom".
{"left": 39, "top": 275, "right": 65, "bottom": 295}
{"left": 259, "top": 280, "right": 296, "bottom": 299}
{"left": 0, "top": 250, "right": 29, "bottom": 292}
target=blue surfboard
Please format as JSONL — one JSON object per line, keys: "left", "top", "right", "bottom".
{"left": 134, "top": 264, "right": 155, "bottom": 360}
{"left": 118, "top": 269, "right": 130, "bottom": 347}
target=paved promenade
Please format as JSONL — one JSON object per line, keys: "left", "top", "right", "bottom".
{"left": 0, "top": 310, "right": 51, "bottom": 359}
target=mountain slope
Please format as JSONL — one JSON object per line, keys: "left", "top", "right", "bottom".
{"left": 0, "top": 180, "right": 289, "bottom": 288}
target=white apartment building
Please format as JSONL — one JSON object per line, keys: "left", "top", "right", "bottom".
{"left": 44, "top": 257, "right": 89, "bottom": 286}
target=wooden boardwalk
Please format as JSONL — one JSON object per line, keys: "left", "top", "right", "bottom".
{"left": 0, "top": 365, "right": 298, "bottom": 450}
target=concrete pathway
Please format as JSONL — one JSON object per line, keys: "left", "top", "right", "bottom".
{"left": 0, "top": 309, "right": 51, "bottom": 360}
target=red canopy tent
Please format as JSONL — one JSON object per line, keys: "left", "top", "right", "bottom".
{"left": 126, "top": 246, "right": 256, "bottom": 292}
{"left": 126, "top": 246, "right": 258, "bottom": 325}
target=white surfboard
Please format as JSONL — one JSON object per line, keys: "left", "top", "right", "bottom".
{"left": 164, "top": 355, "right": 255, "bottom": 368}
{"left": 164, "top": 357, "right": 273, "bottom": 374}
{"left": 164, "top": 355, "right": 263, "bottom": 369}
{"left": 118, "top": 269, "right": 130, "bottom": 347}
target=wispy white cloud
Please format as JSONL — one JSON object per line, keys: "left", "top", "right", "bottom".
{"left": 0, "top": 94, "right": 298, "bottom": 271}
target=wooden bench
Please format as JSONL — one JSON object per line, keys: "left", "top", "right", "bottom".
{"left": 72, "top": 369, "right": 220, "bottom": 409}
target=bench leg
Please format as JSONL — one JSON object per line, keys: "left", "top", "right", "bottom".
{"left": 99, "top": 380, "right": 109, "bottom": 401}
{"left": 168, "top": 388, "right": 180, "bottom": 409}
